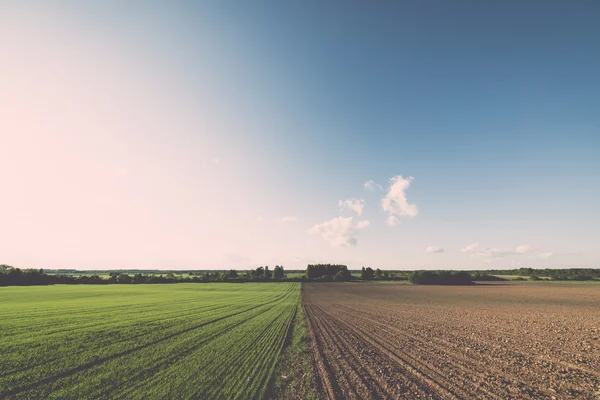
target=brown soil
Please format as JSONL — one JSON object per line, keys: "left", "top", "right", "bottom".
{"left": 303, "top": 282, "right": 600, "bottom": 399}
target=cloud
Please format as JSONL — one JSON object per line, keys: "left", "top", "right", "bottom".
{"left": 461, "top": 243, "right": 480, "bottom": 253}
{"left": 381, "top": 176, "right": 418, "bottom": 226}
{"left": 256, "top": 215, "right": 264, "bottom": 222}
{"left": 385, "top": 215, "right": 399, "bottom": 226}
{"left": 516, "top": 245, "right": 535, "bottom": 254}
{"left": 363, "top": 180, "right": 382, "bottom": 192}
{"left": 281, "top": 216, "right": 298, "bottom": 223}
{"left": 475, "top": 248, "right": 514, "bottom": 260}
{"left": 308, "top": 216, "right": 370, "bottom": 247}
{"left": 537, "top": 252, "right": 579, "bottom": 259}
{"left": 211, "top": 157, "right": 220, "bottom": 164}
{"left": 467, "top": 244, "right": 537, "bottom": 262}
{"left": 425, "top": 246, "right": 444, "bottom": 253}
{"left": 338, "top": 198, "right": 365, "bottom": 215}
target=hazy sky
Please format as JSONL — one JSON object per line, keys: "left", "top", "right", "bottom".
{"left": 2, "top": 1, "right": 599, "bottom": 270}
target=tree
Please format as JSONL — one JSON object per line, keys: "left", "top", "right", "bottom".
{"left": 305, "top": 264, "right": 349, "bottom": 280}
{"left": 409, "top": 271, "right": 472, "bottom": 285}
{"left": 117, "top": 274, "right": 133, "bottom": 284}
{"left": 264, "top": 266, "right": 272, "bottom": 279}
{"left": 306, "top": 265, "right": 325, "bottom": 279}
{"left": 255, "top": 267, "right": 265, "bottom": 278}
{"left": 333, "top": 268, "right": 352, "bottom": 281}
{"left": 374, "top": 268, "right": 383, "bottom": 280}
{"left": 273, "top": 265, "right": 285, "bottom": 279}
{"left": 0, "top": 264, "right": 13, "bottom": 274}
{"left": 227, "top": 269, "right": 238, "bottom": 279}
{"left": 361, "top": 267, "right": 374, "bottom": 280}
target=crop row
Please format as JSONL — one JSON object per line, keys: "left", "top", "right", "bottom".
{"left": 303, "top": 282, "right": 600, "bottom": 399}
{"left": 0, "top": 283, "right": 299, "bottom": 399}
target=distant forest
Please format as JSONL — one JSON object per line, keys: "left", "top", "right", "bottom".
{"left": 0, "top": 264, "right": 290, "bottom": 286}
{"left": 1, "top": 264, "right": 599, "bottom": 287}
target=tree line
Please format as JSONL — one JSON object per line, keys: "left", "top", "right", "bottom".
{"left": 408, "top": 270, "right": 473, "bottom": 285}
{"left": 3, "top": 263, "right": 598, "bottom": 287}
{"left": 304, "top": 264, "right": 407, "bottom": 282}
{"left": 305, "top": 264, "right": 352, "bottom": 281}
{"left": 471, "top": 268, "right": 600, "bottom": 281}
{"left": 0, "top": 264, "right": 292, "bottom": 286}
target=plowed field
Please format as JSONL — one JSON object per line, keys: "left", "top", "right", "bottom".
{"left": 303, "top": 282, "right": 600, "bottom": 399}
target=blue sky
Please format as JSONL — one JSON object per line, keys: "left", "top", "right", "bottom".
{"left": 1, "top": 1, "right": 599, "bottom": 270}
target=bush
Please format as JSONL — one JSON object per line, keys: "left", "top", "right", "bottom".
{"left": 305, "top": 264, "right": 349, "bottom": 280}
{"left": 409, "top": 271, "right": 472, "bottom": 285}
{"left": 569, "top": 274, "right": 594, "bottom": 281}
{"left": 360, "top": 267, "right": 374, "bottom": 280}
{"left": 470, "top": 272, "right": 505, "bottom": 281}
{"left": 117, "top": 274, "right": 133, "bottom": 284}
{"left": 333, "top": 269, "right": 352, "bottom": 281}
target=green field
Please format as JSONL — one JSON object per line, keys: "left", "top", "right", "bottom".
{"left": 0, "top": 283, "right": 299, "bottom": 399}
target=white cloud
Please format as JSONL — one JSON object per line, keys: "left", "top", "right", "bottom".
{"left": 516, "top": 245, "right": 535, "bottom": 254}
{"left": 338, "top": 198, "right": 365, "bottom": 215}
{"left": 211, "top": 157, "right": 220, "bottom": 164}
{"left": 381, "top": 176, "right": 418, "bottom": 225}
{"left": 256, "top": 215, "right": 264, "bottom": 223}
{"left": 425, "top": 246, "right": 444, "bottom": 253}
{"left": 476, "top": 248, "right": 513, "bottom": 260}
{"left": 467, "top": 244, "right": 537, "bottom": 262}
{"left": 364, "top": 180, "right": 382, "bottom": 192}
{"left": 308, "top": 216, "right": 370, "bottom": 247}
{"left": 281, "top": 216, "right": 298, "bottom": 223}
{"left": 537, "top": 252, "right": 579, "bottom": 259}
{"left": 461, "top": 243, "right": 480, "bottom": 253}
{"left": 385, "top": 215, "right": 399, "bottom": 226}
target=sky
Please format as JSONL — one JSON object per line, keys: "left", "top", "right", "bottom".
{"left": 1, "top": 1, "right": 599, "bottom": 270}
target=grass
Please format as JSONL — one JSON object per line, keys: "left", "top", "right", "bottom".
{"left": 489, "top": 275, "right": 600, "bottom": 284}
{"left": 493, "top": 275, "right": 551, "bottom": 280}
{"left": 346, "top": 279, "right": 410, "bottom": 284}
{"left": 269, "top": 300, "right": 319, "bottom": 399}
{"left": 0, "top": 283, "right": 299, "bottom": 399}
{"left": 507, "top": 279, "right": 600, "bottom": 284}
{"left": 285, "top": 272, "right": 306, "bottom": 278}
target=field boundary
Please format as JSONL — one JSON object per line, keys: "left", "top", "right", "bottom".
{"left": 268, "top": 288, "right": 320, "bottom": 400}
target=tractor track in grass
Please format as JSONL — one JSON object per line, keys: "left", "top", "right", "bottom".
{"left": 0, "top": 302, "right": 245, "bottom": 380}
{"left": 0, "top": 286, "right": 296, "bottom": 399}
{"left": 98, "top": 304, "right": 283, "bottom": 398}
{"left": 303, "top": 282, "right": 600, "bottom": 400}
